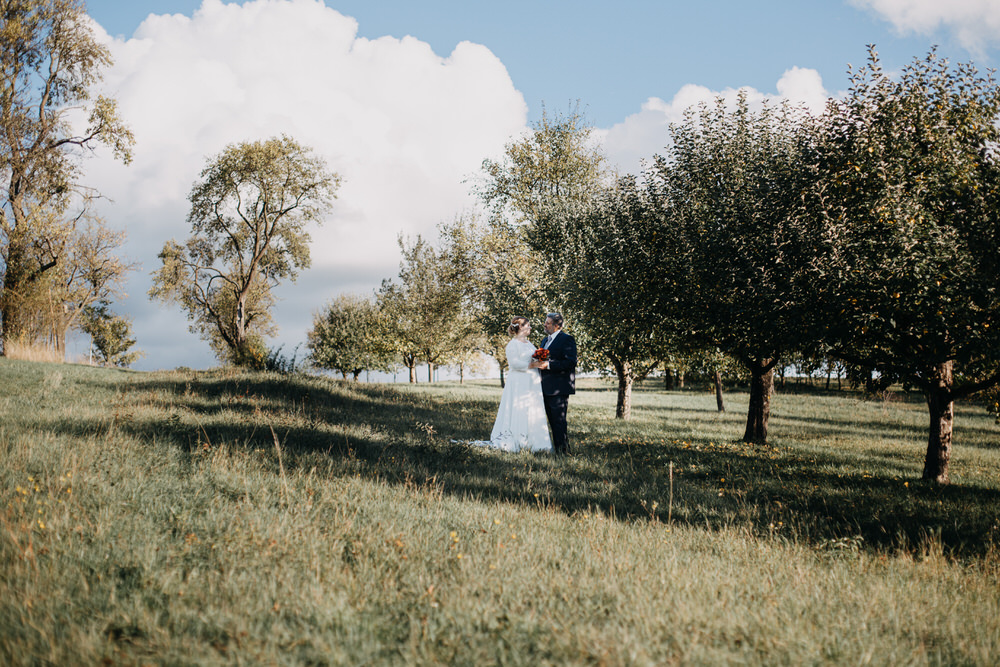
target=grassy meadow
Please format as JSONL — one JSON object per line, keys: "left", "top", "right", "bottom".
{"left": 2, "top": 358, "right": 1000, "bottom": 665}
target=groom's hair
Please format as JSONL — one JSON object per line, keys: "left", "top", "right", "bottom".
{"left": 547, "top": 312, "right": 564, "bottom": 328}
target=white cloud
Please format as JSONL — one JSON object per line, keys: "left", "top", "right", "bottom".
{"left": 85, "top": 0, "right": 527, "bottom": 369}
{"left": 599, "top": 68, "right": 829, "bottom": 175}
{"left": 850, "top": 0, "right": 1000, "bottom": 52}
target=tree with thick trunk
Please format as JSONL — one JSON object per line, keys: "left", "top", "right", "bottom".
{"left": 610, "top": 356, "right": 634, "bottom": 420}
{"left": 923, "top": 362, "right": 955, "bottom": 483}
{"left": 651, "top": 93, "right": 822, "bottom": 443}
{"left": 714, "top": 370, "right": 726, "bottom": 413}
{"left": 743, "top": 358, "right": 776, "bottom": 442}
{"left": 0, "top": 0, "right": 133, "bottom": 353}
{"left": 813, "top": 48, "right": 1000, "bottom": 483}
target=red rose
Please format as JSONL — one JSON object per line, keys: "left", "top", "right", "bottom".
{"left": 532, "top": 348, "right": 549, "bottom": 361}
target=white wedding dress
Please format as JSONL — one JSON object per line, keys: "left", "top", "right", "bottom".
{"left": 473, "top": 338, "right": 553, "bottom": 453}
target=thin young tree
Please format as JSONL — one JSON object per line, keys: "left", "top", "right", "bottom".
{"left": 473, "top": 106, "right": 608, "bottom": 349}
{"left": 377, "top": 232, "right": 475, "bottom": 382}
{"left": 80, "top": 301, "right": 142, "bottom": 367}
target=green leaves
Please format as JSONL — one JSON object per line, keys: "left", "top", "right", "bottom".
{"left": 653, "top": 92, "right": 822, "bottom": 368}
{"left": 816, "top": 48, "right": 1000, "bottom": 398}
{"left": 150, "top": 136, "right": 339, "bottom": 365}
{"left": 0, "top": 0, "right": 136, "bottom": 350}
{"left": 80, "top": 301, "right": 142, "bottom": 367}
{"left": 307, "top": 294, "right": 394, "bottom": 379}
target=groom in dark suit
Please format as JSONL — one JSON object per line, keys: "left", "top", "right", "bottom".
{"left": 538, "top": 312, "right": 577, "bottom": 456}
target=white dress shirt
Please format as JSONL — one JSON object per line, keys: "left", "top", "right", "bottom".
{"left": 543, "top": 329, "right": 560, "bottom": 349}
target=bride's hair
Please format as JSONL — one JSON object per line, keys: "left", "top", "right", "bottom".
{"left": 508, "top": 316, "right": 528, "bottom": 336}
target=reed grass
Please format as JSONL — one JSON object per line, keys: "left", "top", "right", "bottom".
{"left": 2, "top": 359, "right": 998, "bottom": 665}
{"left": 2, "top": 340, "right": 64, "bottom": 363}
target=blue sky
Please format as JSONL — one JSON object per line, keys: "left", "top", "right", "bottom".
{"left": 87, "top": 1, "right": 989, "bottom": 128}
{"left": 74, "top": 1, "right": 1000, "bottom": 371}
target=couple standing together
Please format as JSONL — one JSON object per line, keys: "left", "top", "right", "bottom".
{"left": 477, "top": 312, "right": 577, "bottom": 456}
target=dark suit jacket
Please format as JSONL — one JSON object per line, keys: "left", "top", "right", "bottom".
{"left": 540, "top": 330, "right": 577, "bottom": 396}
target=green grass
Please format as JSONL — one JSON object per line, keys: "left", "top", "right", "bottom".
{"left": 2, "top": 359, "right": 999, "bottom": 665}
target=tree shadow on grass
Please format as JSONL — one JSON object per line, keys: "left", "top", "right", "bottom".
{"left": 62, "top": 370, "right": 1000, "bottom": 558}
{"left": 638, "top": 395, "right": 999, "bottom": 450}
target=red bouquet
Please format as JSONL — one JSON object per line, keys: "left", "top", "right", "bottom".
{"left": 532, "top": 348, "right": 549, "bottom": 361}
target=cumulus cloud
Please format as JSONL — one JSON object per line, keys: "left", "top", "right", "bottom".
{"left": 599, "top": 68, "right": 829, "bottom": 175}
{"left": 850, "top": 0, "right": 1000, "bottom": 53}
{"left": 84, "top": 0, "right": 527, "bottom": 369}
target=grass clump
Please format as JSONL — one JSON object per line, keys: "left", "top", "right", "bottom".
{"left": 2, "top": 359, "right": 999, "bottom": 665}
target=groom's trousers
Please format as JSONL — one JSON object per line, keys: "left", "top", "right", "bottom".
{"left": 543, "top": 394, "right": 570, "bottom": 455}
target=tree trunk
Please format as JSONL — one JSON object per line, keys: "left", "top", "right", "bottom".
{"left": 408, "top": 364, "right": 417, "bottom": 383}
{"left": 611, "top": 357, "right": 633, "bottom": 420}
{"left": 714, "top": 370, "right": 725, "bottom": 412}
{"left": 1, "top": 242, "right": 28, "bottom": 353}
{"left": 922, "top": 361, "right": 954, "bottom": 484}
{"left": 427, "top": 362, "right": 434, "bottom": 383}
{"left": 236, "top": 295, "right": 246, "bottom": 348}
{"left": 664, "top": 365, "right": 674, "bottom": 390}
{"left": 459, "top": 362, "right": 465, "bottom": 384}
{"left": 677, "top": 370, "right": 685, "bottom": 389}
{"left": 743, "top": 357, "right": 775, "bottom": 443}
{"left": 54, "top": 319, "right": 68, "bottom": 356}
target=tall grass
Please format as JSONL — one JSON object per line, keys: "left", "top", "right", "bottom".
{"left": 2, "top": 359, "right": 999, "bottom": 665}
{"left": 2, "top": 340, "right": 64, "bottom": 363}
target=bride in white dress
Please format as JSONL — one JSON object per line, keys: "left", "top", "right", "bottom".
{"left": 474, "top": 316, "right": 553, "bottom": 453}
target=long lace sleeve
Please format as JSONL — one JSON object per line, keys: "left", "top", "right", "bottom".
{"left": 506, "top": 340, "right": 533, "bottom": 371}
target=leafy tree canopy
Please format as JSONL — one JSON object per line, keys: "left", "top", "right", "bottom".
{"left": 150, "top": 135, "right": 339, "bottom": 366}
{"left": 0, "top": 0, "right": 134, "bottom": 351}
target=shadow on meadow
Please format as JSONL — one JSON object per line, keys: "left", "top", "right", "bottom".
{"left": 634, "top": 379, "right": 1000, "bottom": 449}
{"left": 62, "top": 370, "right": 1000, "bottom": 558}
